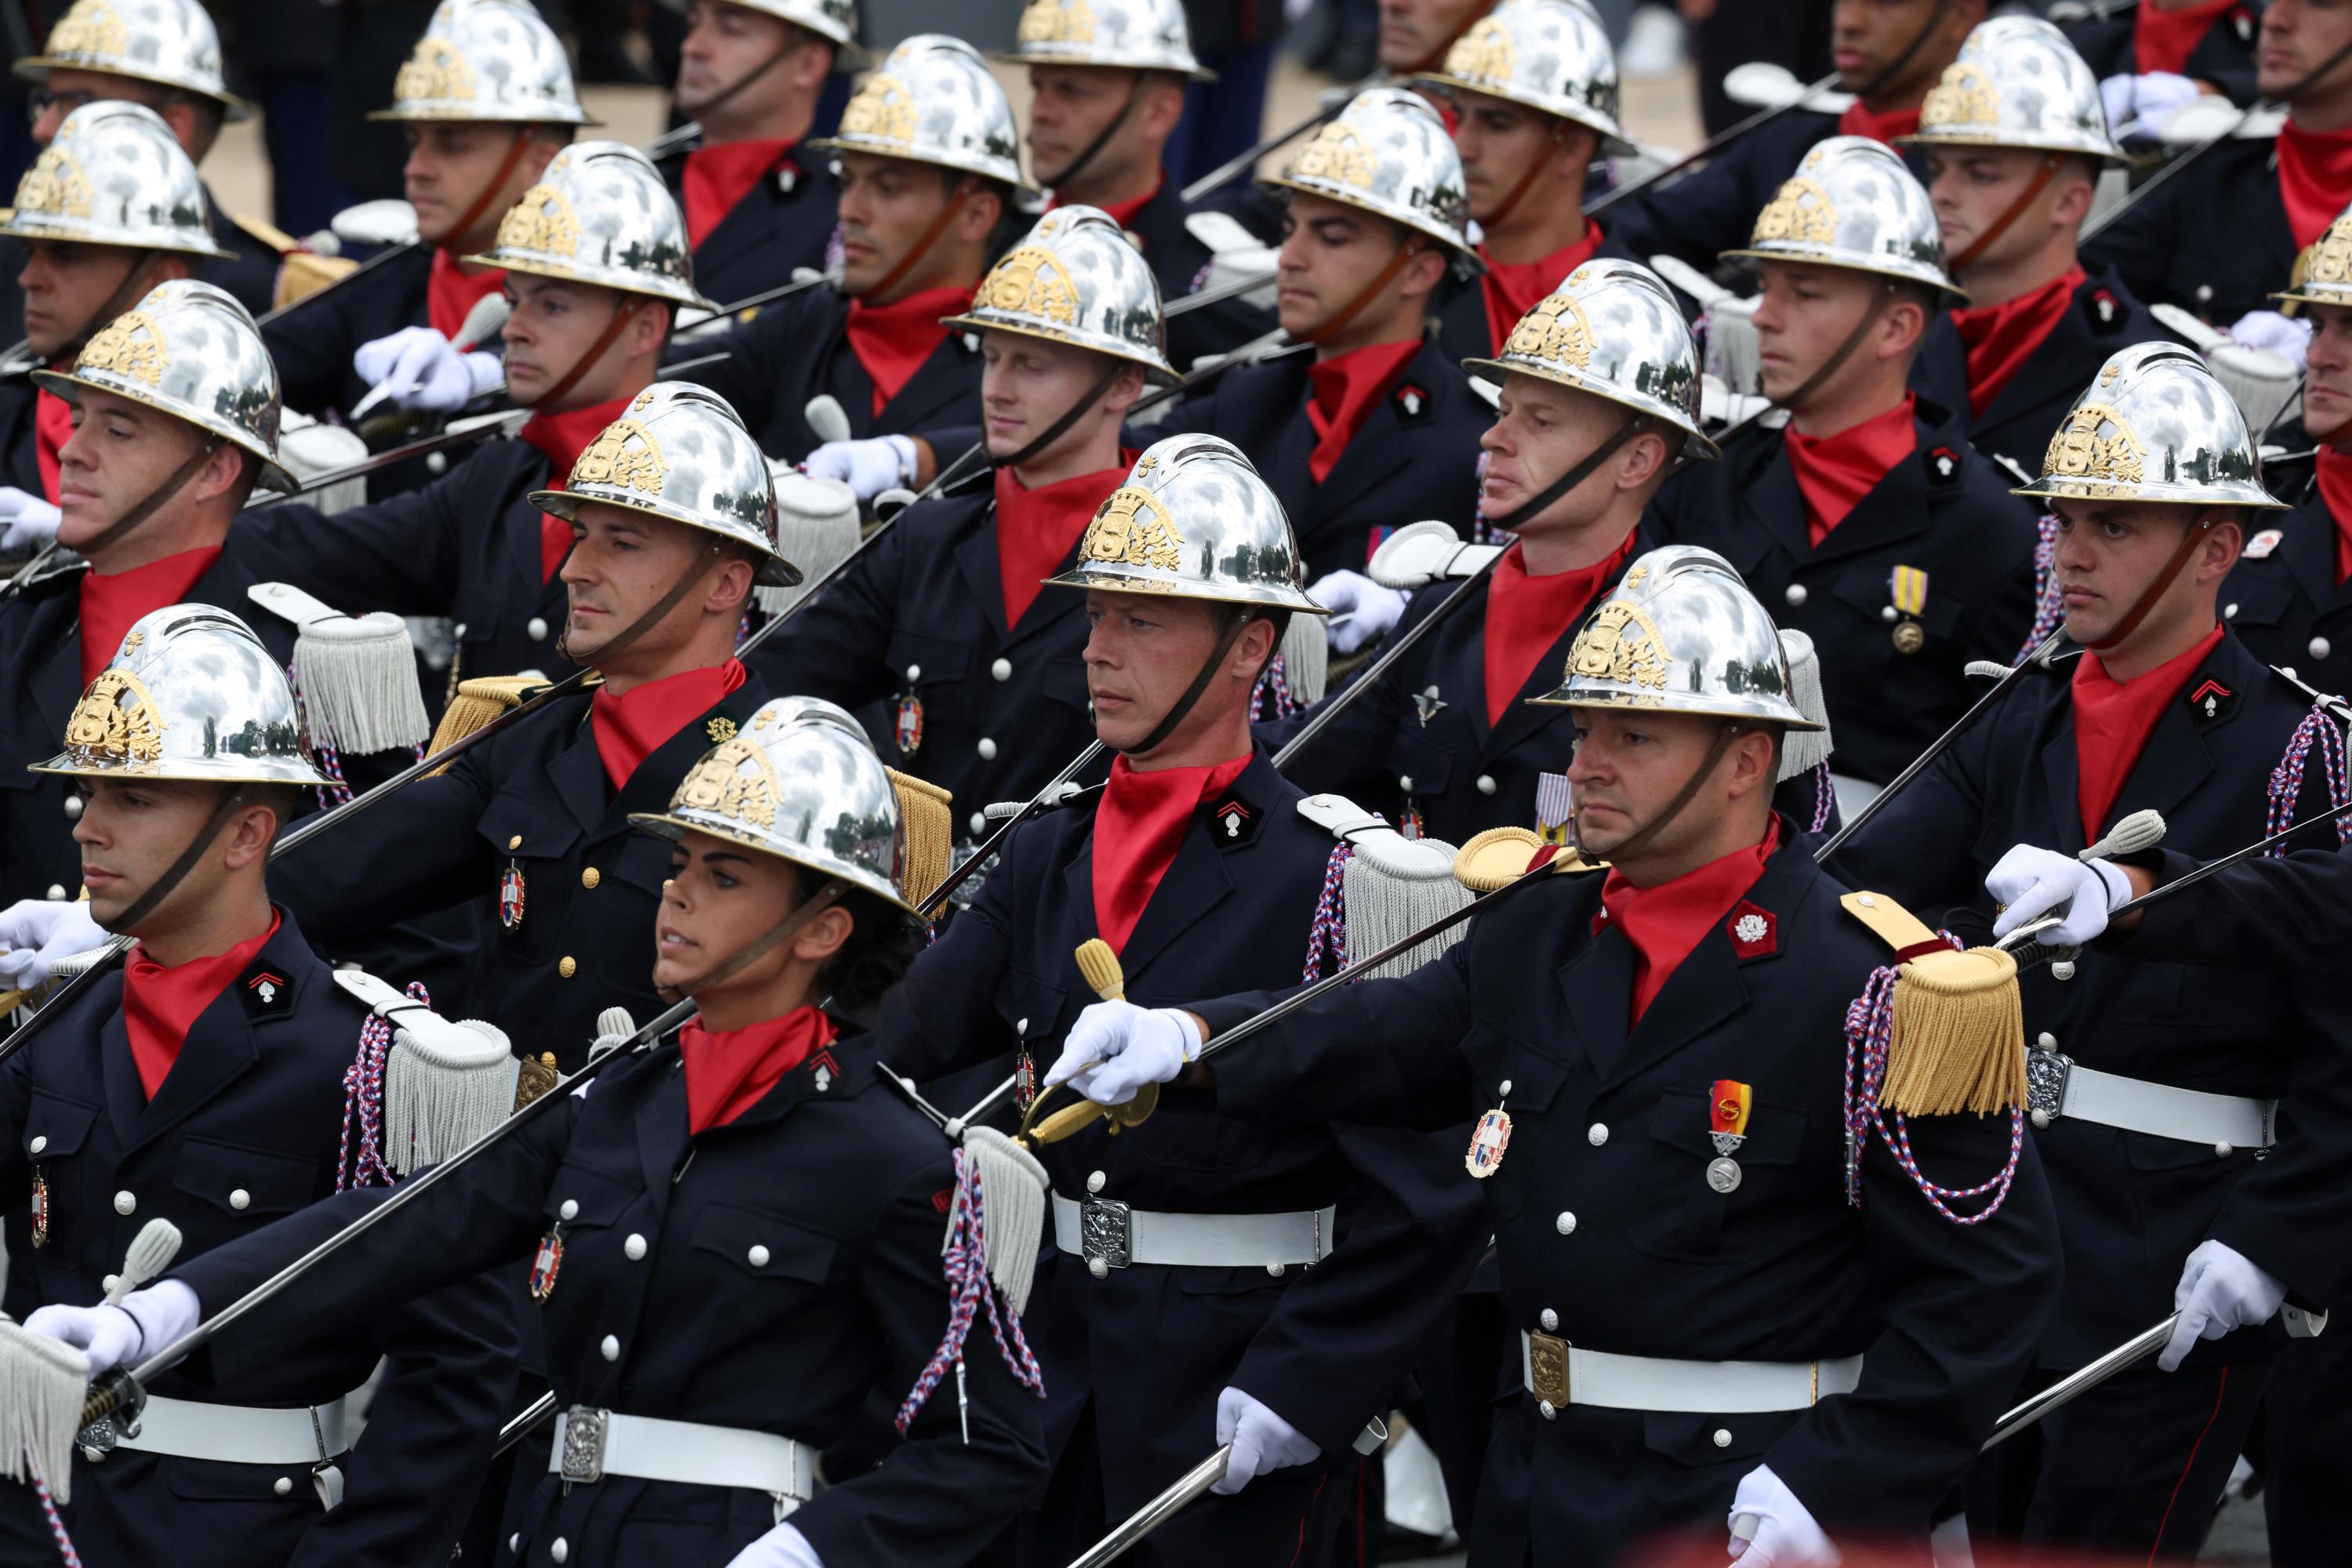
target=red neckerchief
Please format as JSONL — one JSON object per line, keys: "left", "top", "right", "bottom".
{"left": 844, "top": 284, "right": 972, "bottom": 418}
{"left": 426, "top": 246, "right": 507, "bottom": 341}
{"left": 1480, "top": 533, "right": 1635, "bottom": 726}
{"left": 1049, "top": 171, "right": 1164, "bottom": 234}
{"left": 679, "top": 1005, "right": 839, "bottom": 1134}
{"left": 1599, "top": 817, "right": 1780, "bottom": 1026}
{"left": 122, "top": 911, "right": 281, "bottom": 1100}
{"left": 1784, "top": 394, "right": 1918, "bottom": 547}
{"left": 521, "top": 390, "right": 641, "bottom": 582}
{"left": 33, "top": 379, "right": 72, "bottom": 503}
{"left": 994, "top": 457, "right": 1127, "bottom": 628}
{"left": 2279, "top": 118, "right": 2352, "bottom": 249}
{"left": 2318, "top": 445, "right": 2352, "bottom": 586}
{"left": 1091, "top": 752, "right": 1252, "bottom": 954}
{"left": 681, "top": 139, "right": 792, "bottom": 250}
{"left": 589, "top": 659, "right": 748, "bottom": 793}
{"left": 1836, "top": 101, "right": 1922, "bottom": 145}
{"left": 1950, "top": 267, "right": 2084, "bottom": 419}
{"left": 1479, "top": 225, "right": 1606, "bottom": 359}
{"left": 2136, "top": 0, "right": 2236, "bottom": 76}
{"left": 2070, "top": 621, "right": 2224, "bottom": 841}
{"left": 1305, "top": 336, "right": 1422, "bottom": 485}
{"left": 79, "top": 546, "right": 223, "bottom": 686}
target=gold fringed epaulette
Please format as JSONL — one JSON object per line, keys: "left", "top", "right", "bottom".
{"left": 1451, "top": 826, "right": 1606, "bottom": 892}
{"left": 424, "top": 675, "right": 543, "bottom": 776}
{"left": 271, "top": 249, "right": 361, "bottom": 310}
{"left": 1840, "top": 891, "right": 2026, "bottom": 1117}
{"left": 886, "top": 768, "right": 953, "bottom": 907}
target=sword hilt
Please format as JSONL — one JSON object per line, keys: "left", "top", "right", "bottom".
{"left": 79, "top": 1366, "right": 143, "bottom": 1436}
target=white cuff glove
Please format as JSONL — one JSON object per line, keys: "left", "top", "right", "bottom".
{"left": 27, "top": 1279, "right": 200, "bottom": 1378}
{"left": 803, "top": 434, "right": 915, "bottom": 503}
{"left": 1307, "top": 568, "right": 1407, "bottom": 655}
{"left": 1728, "top": 1464, "right": 1839, "bottom": 1567}
{"left": 0, "top": 485, "right": 61, "bottom": 552}
{"left": 2229, "top": 310, "right": 2314, "bottom": 365}
{"left": 1213, "top": 1386, "right": 1320, "bottom": 1495}
{"left": 2100, "top": 70, "right": 2201, "bottom": 140}
{"left": 2160, "top": 1240, "right": 2286, "bottom": 1371}
{"left": 1986, "top": 845, "right": 2129, "bottom": 946}
{"left": 722, "top": 1520, "right": 824, "bottom": 1568}
{"left": 1041, "top": 1000, "right": 1203, "bottom": 1106}
{"left": 0, "top": 897, "right": 107, "bottom": 990}
{"left": 353, "top": 326, "right": 502, "bottom": 412}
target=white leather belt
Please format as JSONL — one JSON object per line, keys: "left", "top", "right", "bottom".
{"left": 1052, "top": 1193, "right": 1334, "bottom": 1273}
{"left": 551, "top": 1407, "right": 814, "bottom": 1502}
{"left": 112, "top": 1392, "right": 352, "bottom": 1464}
{"left": 1519, "top": 1332, "right": 1862, "bottom": 1415}
{"left": 2026, "top": 1047, "right": 2275, "bottom": 1150}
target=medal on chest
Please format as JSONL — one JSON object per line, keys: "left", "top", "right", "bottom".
{"left": 529, "top": 1223, "right": 565, "bottom": 1303}
{"left": 29, "top": 1169, "right": 48, "bottom": 1248}
{"left": 1536, "top": 772, "right": 1574, "bottom": 846}
{"left": 1465, "top": 1099, "right": 1513, "bottom": 1178}
{"left": 1887, "top": 565, "right": 1928, "bottom": 655}
{"left": 499, "top": 860, "right": 527, "bottom": 932}
{"left": 1707, "top": 1079, "right": 1751, "bottom": 1193}
{"left": 895, "top": 664, "right": 924, "bottom": 757}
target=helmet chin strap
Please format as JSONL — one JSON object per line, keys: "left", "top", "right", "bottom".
{"left": 656, "top": 878, "right": 847, "bottom": 1003}
{"left": 864, "top": 180, "right": 975, "bottom": 305}
{"left": 1486, "top": 413, "right": 1651, "bottom": 535}
{"left": 679, "top": 33, "right": 806, "bottom": 130}
{"left": 442, "top": 129, "right": 543, "bottom": 258}
{"left": 1042, "top": 77, "right": 1148, "bottom": 202}
{"left": 60, "top": 248, "right": 159, "bottom": 360}
{"left": 2080, "top": 513, "right": 2218, "bottom": 652}
{"left": 991, "top": 357, "right": 1131, "bottom": 472}
{"left": 557, "top": 539, "right": 728, "bottom": 668}
{"left": 74, "top": 437, "right": 226, "bottom": 561}
{"left": 1112, "top": 612, "right": 1255, "bottom": 759}
{"left": 1294, "top": 234, "right": 1429, "bottom": 347}
{"left": 1571, "top": 721, "right": 1745, "bottom": 867}
{"left": 1947, "top": 154, "right": 2064, "bottom": 274}
{"left": 526, "top": 296, "right": 649, "bottom": 411}
{"left": 1479, "top": 121, "right": 1572, "bottom": 235}
{"left": 109, "top": 783, "right": 254, "bottom": 934}
{"left": 1849, "top": 0, "right": 1955, "bottom": 103}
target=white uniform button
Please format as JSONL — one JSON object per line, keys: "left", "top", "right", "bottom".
{"left": 748, "top": 1244, "right": 771, "bottom": 1268}
{"left": 274, "top": 1475, "right": 293, "bottom": 1496}
{"left": 1538, "top": 1399, "right": 1558, "bottom": 1421}
{"left": 977, "top": 737, "right": 998, "bottom": 760}
{"left": 1540, "top": 1308, "right": 1559, "bottom": 1331}
{"left": 623, "top": 1233, "right": 647, "bottom": 1261}
{"left": 2224, "top": 602, "right": 2239, "bottom": 619}
{"left": 2215, "top": 1142, "right": 2234, "bottom": 1159}
{"left": 426, "top": 451, "right": 448, "bottom": 476}
{"left": 1398, "top": 775, "right": 1414, "bottom": 793}
{"left": 1712, "top": 1428, "right": 1732, "bottom": 1448}
{"left": 61, "top": 795, "right": 81, "bottom": 819}
{"left": 230, "top": 1189, "right": 250, "bottom": 1210}
{"left": 1497, "top": 1079, "right": 1513, "bottom": 1097}
{"left": 113, "top": 1190, "right": 134, "bottom": 1215}
{"left": 28, "top": 1136, "right": 45, "bottom": 1155}
{"left": 44, "top": 885, "right": 64, "bottom": 900}
{"left": 600, "top": 1335, "right": 619, "bottom": 1363}
{"left": 1088, "top": 1257, "right": 1109, "bottom": 1279}
{"left": 970, "top": 811, "right": 988, "bottom": 838}
{"left": 1587, "top": 1123, "right": 1608, "bottom": 1146}
{"left": 991, "top": 657, "right": 1012, "bottom": 681}
{"left": 1880, "top": 605, "right": 1898, "bottom": 622}
{"left": 509, "top": 1535, "right": 519, "bottom": 1555}
{"left": 905, "top": 665, "right": 920, "bottom": 684}
{"left": 1086, "top": 1171, "right": 1106, "bottom": 1194}
{"left": 526, "top": 616, "right": 548, "bottom": 641}
{"left": 2037, "top": 1033, "right": 2056, "bottom": 1051}
{"left": 102, "top": 1274, "right": 118, "bottom": 1294}
{"left": 1267, "top": 1261, "right": 1286, "bottom": 1277}
{"left": 551, "top": 1539, "right": 568, "bottom": 1564}
{"left": 1784, "top": 583, "right": 1808, "bottom": 607}
{"left": 1475, "top": 774, "right": 1497, "bottom": 795}
{"left": 559, "top": 1199, "right": 579, "bottom": 1221}
{"left": 2314, "top": 637, "right": 2333, "bottom": 661}
{"left": 1555, "top": 1211, "right": 1576, "bottom": 1236}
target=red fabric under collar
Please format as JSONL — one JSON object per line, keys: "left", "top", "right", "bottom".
{"left": 1479, "top": 226, "right": 1606, "bottom": 361}
{"left": 33, "top": 379, "right": 71, "bottom": 503}
{"left": 2070, "top": 622, "right": 2224, "bottom": 842}
{"left": 1480, "top": 534, "right": 1635, "bottom": 726}
{"left": 1599, "top": 818, "right": 1780, "bottom": 1026}
{"left": 994, "top": 458, "right": 1127, "bottom": 629}
{"left": 844, "top": 284, "right": 972, "bottom": 418}
{"left": 680, "top": 1006, "right": 839, "bottom": 1134}
{"left": 1305, "top": 337, "right": 1422, "bottom": 485}
{"left": 426, "top": 247, "right": 507, "bottom": 342}
{"left": 682, "top": 139, "right": 792, "bottom": 251}
{"left": 521, "top": 391, "right": 641, "bottom": 583}
{"left": 2319, "top": 445, "right": 2352, "bottom": 586}
{"left": 2136, "top": 0, "right": 2237, "bottom": 77}
{"left": 1836, "top": 101, "right": 1922, "bottom": 145}
{"left": 79, "top": 546, "right": 223, "bottom": 687}
{"left": 1784, "top": 394, "right": 1918, "bottom": 547}
{"left": 1950, "top": 267, "right": 2083, "bottom": 420}
{"left": 1091, "top": 753, "right": 1251, "bottom": 954}
{"left": 122, "top": 912, "right": 281, "bottom": 1101}
{"left": 2279, "top": 118, "right": 2352, "bottom": 250}
{"left": 589, "top": 659, "right": 747, "bottom": 793}
{"left": 1050, "top": 171, "right": 1164, "bottom": 235}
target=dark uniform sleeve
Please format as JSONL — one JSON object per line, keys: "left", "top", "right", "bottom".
{"left": 673, "top": 304, "right": 793, "bottom": 441}
{"left": 2080, "top": 180, "right": 2185, "bottom": 318}
{"left": 1821, "top": 739, "right": 1995, "bottom": 926}
{"left": 231, "top": 475, "right": 473, "bottom": 620}
{"left": 2205, "top": 964, "right": 2352, "bottom": 1307}
{"left": 2126, "top": 844, "right": 2352, "bottom": 972}
{"left": 874, "top": 836, "right": 1025, "bottom": 1082}
{"left": 270, "top": 742, "right": 503, "bottom": 946}
{"left": 742, "top": 508, "right": 906, "bottom": 711}
{"left": 1254, "top": 583, "right": 1444, "bottom": 800}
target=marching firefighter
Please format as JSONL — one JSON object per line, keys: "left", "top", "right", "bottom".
{"left": 1054, "top": 544, "right": 2061, "bottom": 1566}
{"left": 0, "top": 606, "right": 513, "bottom": 1566}
{"left": 1833, "top": 344, "right": 2352, "bottom": 1562}
{"left": 1648, "top": 136, "right": 2040, "bottom": 793}
{"left": 42, "top": 700, "right": 1052, "bottom": 1567}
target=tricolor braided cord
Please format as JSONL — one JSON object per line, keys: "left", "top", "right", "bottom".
{"left": 894, "top": 1148, "right": 1045, "bottom": 1433}
{"left": 1301, "top": 843, "right": 1352, "bottom": 983}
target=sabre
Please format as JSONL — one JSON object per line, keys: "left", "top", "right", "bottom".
{"left": 1178, "top": 78, "right": 1377, "bottom": 205}
{"left": 1065, "top": 1447, "right": 1232, "bottom": 1568}
{"left": 245, "top": 408, "right": 533, "bottom": 509}
{"left": 254, "top": 239, "right": 422, "bottom": 329}
{"left": 494, "top": 1390, "right": 561, "bottom": 1457}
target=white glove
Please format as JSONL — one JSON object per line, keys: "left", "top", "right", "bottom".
{"left": 1727, "top": 1464, "right": 1840, "bottom": 1567}
{"left": 2100, "top": 71, "right": 2201, "bottom": 140}
{"left": 0, "top": 898, "right": 107, "bottom": 990}
{"left": 1307, "top": 568, "right": 1407, "bottom": 655}
{"left": 352, "top": 326, "right": 501, "bottom": 412}
{"left": 1041, "top": 1000, "right": 1202, "bottom": 1106}
{"left": 2229, "top": 310, "right": 2314, "bottom": 365}
{"left": 26, "top": 1279, "right": 201, "bottom": 1378}
{"left": 1212, "top": 1386, "right": 1320, "bottom": 1495}
{"left": 1985, "top": 845, "right": 2129, "bottom": 946}
{"left": 0, "top": 486, "right": 61, "bottom": 552}
{"left": 803, "top": 434, "right": 916, "bottom": 503}
{"left": 2160, "top": 1240, "right": 2286, "bottom": 1371}
{"left": 723, "top": 1520, "right": 825, "bottom": 1568}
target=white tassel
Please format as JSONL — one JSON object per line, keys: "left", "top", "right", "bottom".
{"left": 0, "top": 1319, "right": 89, "bottom": 1502}
{"left": 1343, "top": 831, "right": 1472, "bottom": 979}
{"left": 105, "top": 1220, "right": 183, "bottom": 1305}
{"left": 1704, "top": 295, "right": 1762, "bottom": 396}
{"left": 958, "top": 1126, "right": 1047, "bottom": 1316}
{"left": 383, "top": 1018, "right": 518, "bottom": 1174}
{"left": 1777, "top": 628, "right": 1835, "bottom": 781}
{"left": 2205, "top": 343, "right": 2300, "bottom": 441}
{"left": 294, "top": 612, "right": 431, "bottom": 754}
{"left": 270, "top": 412, "right": 368, "bottom": 515}
{"left": 1278, "top": 611, "right": 1328, "bottom": 706}
{"left": 759, "top": 470, "right": 862, "bottom": 616}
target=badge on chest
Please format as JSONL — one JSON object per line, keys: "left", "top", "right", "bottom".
{"left": 1466, "top": 1104, "right": 1513, "bottom": 1178}
{"left": 29, "top": 1170, "right": 47, "bottom": 1248}
{"left": 530, "top": 1225, "right": 565, "bottom": 1303}
{"left": 1707, "top": 1079, "right": 1751, "bottom": 1193}
{"left": 500, "top": 862, "right": 527, "bottom": 932}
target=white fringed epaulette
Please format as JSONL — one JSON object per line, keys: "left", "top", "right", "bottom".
{"left": 335, "top": 970, "right": 518, "bottom": 1173}
{"left": 1367, "top": 520, "right": 1501, "bottom": 590}
{"left": 761, "top": 468, "right": 862, "bottom": 616}
{"left": 1297, "top": 793, "right": 1471, "bottom": 978}
{"left": 272, "top": 409, "right": 368, "bottom": 514}
{"left": 1777, "top": 627, "right": 1835, "bottom": 782}
{"left": 249, "top": 583, "right": 432, "bottom": 756}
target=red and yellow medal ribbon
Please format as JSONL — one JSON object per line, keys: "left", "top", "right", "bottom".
{"left": 1710, "top": 1080, "right": 1752, "bottom": 1139}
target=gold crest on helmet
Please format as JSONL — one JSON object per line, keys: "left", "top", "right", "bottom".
{"left": 1292, "top": 123, "right": 1378, "bottom": 190}
{"left": 980, "top": 245, "right": 1081, "bottom": 326}
{"left": 2303, "top": 217, "right": 2352, "bottom": 292}
{"left": 1018, "top": 0, "right": 1095, "bottom": 45}
{"left": 47, "top": 0, "right": 128, "bottom": 58}
{"left": 1504, "top": 292, "right": 1595, "bottom": 372}
{"left": 840, "top": 72, "right": 917, "bottom": 147}
{"left": 61, "top": 669, "right": 166, "bottom": 768}
{"left": 1083, "top": 486, "right": 1185, "bottom": 571}
{"left": 1753, "top": 176, "right": 1837, "bottom": 247}
{"left": 2043, "top": 401, "right": 2144, "bottom": 492}
{"left": 1445, "top": 16, "right": 1516, "bottom": 87}
{"left": 394, "top": 38, "right": 476, "bottom": 106}
{"left": 1569, "top": 600, "right": 1671, "bottom": 692}
{"left": 14, "top": 145, "right": 93, "bottom": 220}
{"left": 1922, "top": 61, "right": 2001, "bottom": 128}
{"left": 79, "top": 309, "right": 168, "bottom": 387}
{"left": 496, "top": 183, "right": 581, "bottom": 259}
{"left": 572, "top": 419, "right": 667, "bottom": 494}
{"left": 675, "top": 735, "right": 780, "bottom": 831}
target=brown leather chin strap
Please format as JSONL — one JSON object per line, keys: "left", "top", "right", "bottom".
{"left": 1849, "top": 0, "right": 1955, "bottom": 102}
{"left": 528, "top": 296, "right": 648, "bottom": 410}
{"left": 62, "top": 249, "right": 159, "bottom": 359}
{"left": 1573, "top": 721, "right": 1744, "bottom": 866}
{"left": 444, "top": 128, "right": 543, "bottom": 256}
{"left": 75, "top": 437, "right": 225, "bottom": 561}
{"left": 993, "top": 358, "right": 1131, "bottom": 471}
{"left": 1118, "top": 610, "right": 1254, "bottom": 758}
{"left": 1948, "top": 154, "right": 2064, "bottom": 274}
{"left": 557, "top": 539, "right": 728, "bottom": 667}
{"left": 1773, "top": 281, "right": 1897, "bottom": 418}
{"left": 656, "top": 879, "right": 846, "bottom": 1004}
{"left": 681, "top": 34, "right": 804, "bottom": 129}
{"left": 864, "top": 182, "right": 972, "bottom": 305}
{"left": 1044, "top": 77, "right": 1147, "bottom": 198}
{"left": 1489, "top": 413, "right": 1650, "bottom": 534}
{"left": 1297, "top": 234, "right": 1428, "bottom": 347}
{"left": 2082, "top": 513, "right": 2217, "bottom": 652}
{"left": 110, "top": 783, "right": 252, "bottom": 933}
{"left": 1481, "top": 121, "right": 1571, "bottom": 234}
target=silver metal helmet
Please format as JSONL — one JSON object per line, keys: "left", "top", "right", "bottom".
{"left": 13, "top": 0, "right": 249, "bottom": 118}
{"left": 372, "top": 0, "right": 593, "bottom": 125}
{"left": 1900, "top": 16, "right": 2125, "bottom": 166}
{"left": 530, "top": 382, "right": 804, "bottom": 587}
{"left": 1463, "top": 257, "right": 1719, "bottom": 459}
{"left": 0, "top": 100, "right": 233, "bottom": 260}
{"left": 2013, "top": 343, "right": 2288, "bottom": 510}
{"left": 1261, "top": 85, "right": 1477, "bottom": 263}
{"left": 33, "top": 278, "right": 292, "bottom": 492}
{"left": 810, "top": 34, "right": 1032, "bottom": 192}
{"left": 31, "top": 604, "right": 334, "bottom": 786}
{"left": 2275, "top": 196, "right": 2352, "bottom": 312}
{"left": 1415, "top": 0, "right": 1627, "bottom": 152}
{"left": 1000, "top": 0, "right": 1213, "bottom": 79}
{"left": 942, "top": 205, "right": 1175, "bottom": 382}
{"left": 724, "top": 0, "right": 862, "bottom": 58}
{"left": 1722, "top": 136, "right": 1965, "bottom": 305}
{"left": 633, "top": 695, "right": 917, "bottom": 914}
{"left": 1534, "top": 545, "right": 1821, "bottom": 729}
{"left": 467, "top": 141, "right": 712, "bottom": 312}
{"left": 1042, "top": 434, "right": 1329, "bottom": 614}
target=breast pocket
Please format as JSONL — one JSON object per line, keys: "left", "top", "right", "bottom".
{"left": 173, "top": 1136, "right": 322, "bottom": 1221}
{"left": 884, "top": 629, "right": 973, "bottom": 691}
{"left": 995, "top": 963, "right": 1069, "bottom": 1049}
{"left": 24, "top": 1091, "right": 100, "bottom": 1252}
{"left": 1629, "top": 1085, "right": 1808, "bottom": 1263}
{"left": 477, "top": 800, "right": 583, "bottom": 964}
{"left": 690, "top": 1203, "right": 838, "bottom": 1291}
{"left": 1479, "top": 1033, "right": 1572, "bottom": 1225}
{"left": 1832, "top": 563, "right": 1962, "bottom": 647}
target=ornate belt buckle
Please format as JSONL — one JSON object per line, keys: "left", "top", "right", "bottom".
{"left": 2026, "top": 1046, "right": 2073, "bottom": 1130}
{"left": 1080, "top": 1198, "right": 1132, "bottom": 1273}
{"left": 1527, "top": 1330, "right": 1570, "bottom": 1410}
{"left": 560, "top": 1405, "right": 609, "bottom": 1490}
